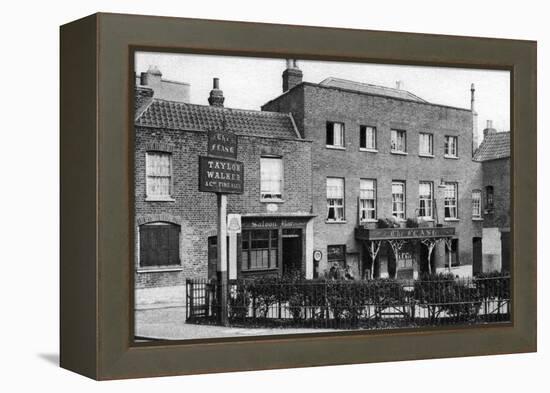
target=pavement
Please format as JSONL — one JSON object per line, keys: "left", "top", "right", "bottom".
{"left": 135, "top": 306, "right": 337, "bottom": 340}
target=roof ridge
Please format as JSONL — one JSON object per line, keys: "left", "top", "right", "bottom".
{"left": 320, "top": 76, "right": 428, "bottom": 102}
{"left": 150, "top": 98, "right": 293, "bottom": 118}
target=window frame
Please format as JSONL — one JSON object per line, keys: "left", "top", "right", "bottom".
{"left": 359, "top": 125, "right": 377, "bottom": 152}
{"left": 484, "top": 185, "right": 495, "bottom": 214}
{"left": 326, "top": 177, "right": 346, "bottom": 222}
{"left": 419, "top": 132, "right": 434, "bottom": 157}
{"left": 444, "top": 182, "right": 459, "bottom": 220}
{"left": 137, "top": 222, "right": 182, "bottom": 271}
{"left": 444, "top": 135, "right": 459, "bottom": 158}
{"left": 472, "top": 189, "right": 482, "bottom": 219}
{"left": 390, "top": 129, "right": 407, "bottom": 154}
{"left": 327, "top": 245, "right": 347, "bottom": 268}
{"left": 391, "top": 180, "right": 406, "bottom": 220}
{"left": 260, "top": 156, "right": 284, "bottom": 202}
{"left": 359, "top": 178, "right": 377, "bottom": 222}
{"left": 418, "top": 181, "right": 434, "bottom": 219}
{"left": 145, "top": 150, "right": 175, "bottom": 201}
{"left": 326, "top": 121, "right": 345, "bottom": 149}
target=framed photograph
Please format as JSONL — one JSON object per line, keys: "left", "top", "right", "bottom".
{"left": 60, "top": 13, "right": 536, "bottom": 380}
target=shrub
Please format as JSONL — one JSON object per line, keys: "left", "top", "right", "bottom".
{"left": 228, "top": 283, "right": 250, "bottom": 320}
{"left": 406, "top": 218, "right": 419, "bottom": 228}
{"left": 245, "top": 276, "right": 284, "bottom": 318}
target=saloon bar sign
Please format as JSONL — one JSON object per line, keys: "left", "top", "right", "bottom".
{"left": 199, "top": 156, "right": 244, "bottom": 194}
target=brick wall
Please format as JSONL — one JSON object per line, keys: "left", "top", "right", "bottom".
{"left": 266, "top": 83, "right": 484, "bottom": 276}
{"left": 481, "top": 158, "right": 510, "bottom": 228}
{"left": 134, "top": 126, "right": 312, "bottom": 289}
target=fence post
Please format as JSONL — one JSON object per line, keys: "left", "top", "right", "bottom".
{"left": 188, "top": 280, "right": 194, "bottom": 319}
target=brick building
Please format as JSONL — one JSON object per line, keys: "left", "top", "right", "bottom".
{"left": 473, "top": 121, "right": 511, "bottom": 273}
{"left": 134, "top": 79, "right": 313, "bottom": 307}
{"left": 262, "top": 61, "right": 484, "bottom": 279}
{"left": 135, "top": 65, "right": 191, "bottom": 103}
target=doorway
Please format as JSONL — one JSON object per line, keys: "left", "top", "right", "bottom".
{"left": 473, "top": 237, "right": 482, "bottom": 275}
{"left": 282, "top": 228, "right": 302, "bottom": 277}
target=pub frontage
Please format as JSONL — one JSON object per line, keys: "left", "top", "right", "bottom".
{"left": 355, "top": 225, "right": 456, "bottom": 280}
{"left": 207, "top": 215, "right": 315, "bottom": 280}
{"left": 134, "top": 78, "right": 314, "bottom": 307}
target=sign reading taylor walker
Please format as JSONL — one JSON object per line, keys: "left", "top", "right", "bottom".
{"left": 199, "top": 155, "right": 244, "bottom": 194}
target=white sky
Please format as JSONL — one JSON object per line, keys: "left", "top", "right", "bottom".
{"left": 136, "top": 52, "right": 510, "bottom": 132}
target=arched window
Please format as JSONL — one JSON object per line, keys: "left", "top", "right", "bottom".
{"left": 139, "top": 222, "right": 180, "bottom": 268}
{"left": 485, "top": 186, "right": 494, "bottom": 213}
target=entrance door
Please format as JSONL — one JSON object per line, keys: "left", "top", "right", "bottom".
{"left": 282, "top": 229, "right": 302, "bottom": 277}
{"left": 473, "top": 237, "right": 482, "bottom": 275}
{"left": 501, "top": 231, "right": 510, "bottom": 273}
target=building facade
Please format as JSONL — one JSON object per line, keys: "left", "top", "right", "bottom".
{"left": 263, "top": 62, "right": 484, "bottom": 280}
{"left": 134, "top": 80, "right": 313, "bottom": 307}
{"left": 474, "top": 122, "right": 511, "bottom": 273}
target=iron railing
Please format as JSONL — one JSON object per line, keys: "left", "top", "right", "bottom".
{"left": 186, "top": 275, "right": 510, "bottom": 329}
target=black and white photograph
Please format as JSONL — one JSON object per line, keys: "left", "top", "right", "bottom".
{"left": 133, "top": 52, "right": 511, "bottom": 341}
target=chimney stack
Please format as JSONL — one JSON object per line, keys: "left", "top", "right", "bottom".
{"left": 140, "top": 65, "right": 162, "bottom": 89}
{"left": 395, "top": 80, "right": 403, "bottom": 90}
{"left": 282, "top": 59, "right": 303, "bottom": 92}
{"left": 483, "top": 119, "right": 497, "bottom": 138}
{"left": 208, "top": 77, "right": 225, "bottom": 107}
{"left": 471, "top": 83, "right": 479, "bottom": 154}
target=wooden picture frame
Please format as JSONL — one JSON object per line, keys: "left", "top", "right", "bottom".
{"left": 60, "top": 12, "right": 536, "bottom": 380}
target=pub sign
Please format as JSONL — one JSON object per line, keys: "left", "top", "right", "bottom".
{"left": 207, "top": 130, "right": 237, "bottom": 159}
{"left": 199, "top": 155, "right": 244, "bottom": 194}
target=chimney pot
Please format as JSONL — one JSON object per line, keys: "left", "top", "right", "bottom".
{"left": 396, "top": 80, "right": 402, "bottom": 89}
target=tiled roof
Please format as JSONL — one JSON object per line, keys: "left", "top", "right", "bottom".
{"left": 319, "top": 77, "right": 428, "bottom": 103}
{"left": 136, "top": 99, "right": 300, "bottom": 140}
{"left": 473, "top": 131, "right": 511, "bottom": 161}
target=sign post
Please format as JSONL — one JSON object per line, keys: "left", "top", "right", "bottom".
{"left": 216, "top": 194, "right": 228, "bottom": 326}
{"left": 227, "top": 214, "right": 242, "bottom": 280}
{"left": 199, "top": 128, "right": 243, "bottom": 326}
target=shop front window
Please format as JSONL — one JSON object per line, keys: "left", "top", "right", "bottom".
{"left": 241, "top": 230, "right": 279, "bottom": 271}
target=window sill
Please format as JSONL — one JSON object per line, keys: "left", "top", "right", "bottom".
{"left": 390, "top": 151, "right": 408, "bottom": 155}
{"left": 359, "top": 148, "right": 378, "bottom": 153}
{"left": 444, "top": 218, "right": 460, "bottom": 222}
{"left": 326, "top": 220, "right": 347, "bottom": 224}
{"left": 472, "top": 217, "right": 484, "bottom": 221}
{"left": 418, "top": 218, "right": 435, "bottom": 221}
{"left": 360, "top": 219, "right": 378, "bottom": 223}
{"left": 261, "top": 198, "right": 285, "bottom": 204}
{"left": 146, "top": 197, "right": 176, "bottom": 202}
{"left": 444, "top": 155, "right": 459, "bottom": 159}
{"left": 326, "top": 145, "right": 346, "bottom": 150}
{"left": 419, "top": 154, "right": 434, "bottom": 158}
{"left": 137, "top": 266, "right": 183, "bottom": 273}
